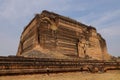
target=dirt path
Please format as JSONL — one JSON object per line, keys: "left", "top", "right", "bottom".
{"left": 0, "top": 70, "right": 120, "bottom": 80}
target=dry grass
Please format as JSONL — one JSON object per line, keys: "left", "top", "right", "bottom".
{"left": 0, "top": 70, "right": 120, "bottom": 80}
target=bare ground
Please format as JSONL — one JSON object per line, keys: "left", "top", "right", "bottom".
{"left": 0, "top": 70, "right": 120, "bottom": 80}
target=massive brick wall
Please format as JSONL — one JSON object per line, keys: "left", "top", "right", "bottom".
{"left": 17, "top": 10, "right": 110, "bottom": 60}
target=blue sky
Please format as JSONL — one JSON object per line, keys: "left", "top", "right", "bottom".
{"left": 0, "top": 0, "right": 120, "bottom": 57}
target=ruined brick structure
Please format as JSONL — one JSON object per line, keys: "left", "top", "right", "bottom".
{"left": 17, "top": 10, "right": 110, "bottom": 60}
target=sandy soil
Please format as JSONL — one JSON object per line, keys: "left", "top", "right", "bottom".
{"left": 0, "top": 70, "right": 120, "bottom": 80}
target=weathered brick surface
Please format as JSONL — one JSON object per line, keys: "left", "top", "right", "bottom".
{"left": 17, "top": 10, "right": 110, "bottom": 60}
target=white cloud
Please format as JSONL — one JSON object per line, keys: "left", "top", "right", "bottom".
{"left": 77, "top": 9, "right": 120, "bottom": 28}
{"left": 91, "top": 10, "right": 120, "bottom": 26}
{"left": 99, "top": 21, "right": 120, "bottom": 37}
{"left": 0, "top": 0, "right": 88, "bottom": 20}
